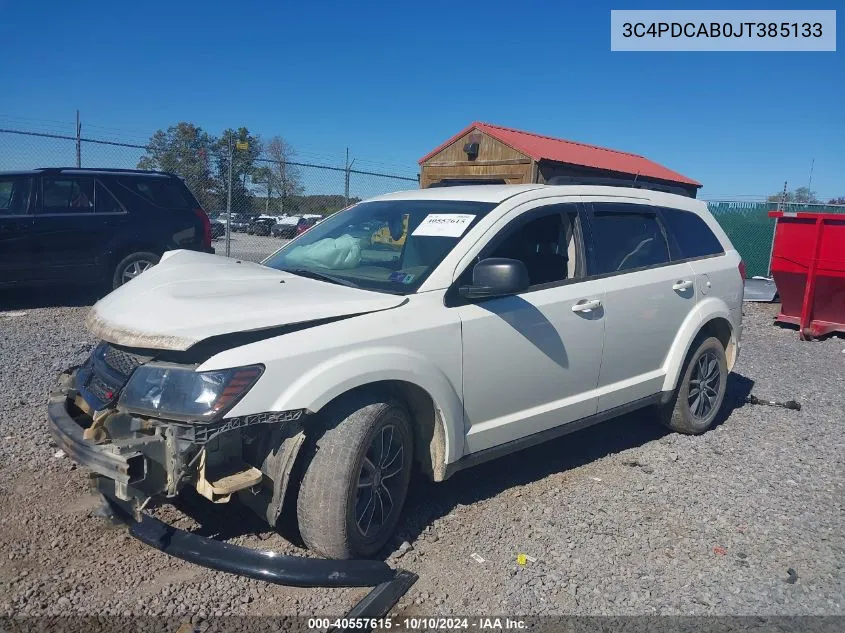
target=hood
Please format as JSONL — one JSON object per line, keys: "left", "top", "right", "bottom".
{"left": 86, "top": 250, "right": 406, "bottom": 351}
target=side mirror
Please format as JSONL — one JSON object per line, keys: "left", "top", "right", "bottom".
{"left": 458, "top": 257, "right": 529, "bottom": 300}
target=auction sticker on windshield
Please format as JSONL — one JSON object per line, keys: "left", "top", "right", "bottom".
{"left": 412, "top": 213, "right": 475, "bottom": 237}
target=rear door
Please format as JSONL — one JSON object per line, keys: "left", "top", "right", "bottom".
{"left": 658, "top": 206, "right": 739, "bottom": 307}
{"left": 583, "top": 200, "right": 698, "bottom": 412}
{"left": 32, "top": 175, "right": 126, "bottom": 283}
{"left": 111, "top": 176, "right": 207, "bottom": 251}
{"left": 0, "top": 175, "right": 35, "bottom": 284}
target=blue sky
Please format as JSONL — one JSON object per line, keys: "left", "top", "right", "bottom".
{"left": 1, "top": 0, "right": 842, "bottom": 200}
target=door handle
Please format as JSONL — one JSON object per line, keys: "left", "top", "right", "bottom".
{"left": 672, "top": 280, "right": 694, "bottom": 291}
{"left": 572, "top": 298, "right": 602, "bottom": 313}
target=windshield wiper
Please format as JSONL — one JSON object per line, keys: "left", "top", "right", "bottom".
{"left": 283, "top": 268, "right": 359, "bottom": 288}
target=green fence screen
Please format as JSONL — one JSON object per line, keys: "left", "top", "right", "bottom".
{"left": 706, "top": 202, "right": 845, "bottom": 278}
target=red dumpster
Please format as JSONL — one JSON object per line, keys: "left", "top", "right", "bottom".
{"left": 769, "top": 210, "right": 845, "bottom": 340}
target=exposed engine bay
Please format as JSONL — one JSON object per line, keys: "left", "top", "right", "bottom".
{"left": 49, "top": 341, "right": 307, "bottom": 525}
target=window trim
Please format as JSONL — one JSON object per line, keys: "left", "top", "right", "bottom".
{"left": 445, "top": 201, "right": 588, "bottom": 307}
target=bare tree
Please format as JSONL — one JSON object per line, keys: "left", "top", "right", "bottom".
{"left": 265, "top": 136, "right": 303, "bottom": 214}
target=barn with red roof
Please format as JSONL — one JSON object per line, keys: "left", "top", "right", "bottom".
{"left": 419, "top": 122, "right": 701, "bottom": 198}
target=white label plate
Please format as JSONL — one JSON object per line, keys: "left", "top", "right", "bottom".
{"left": 411, "top": 213, "right": 476, "bottom": 238}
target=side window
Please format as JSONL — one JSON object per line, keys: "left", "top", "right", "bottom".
{"left": 95, "top": 181, "right": 124, "bottom": 213}
{"left": 480, "top": 206, "right": 582, "bottom": 288}
{"left": 588, "top": 204, "right": 670, "bottom": 275}
{"left": 0, "top": 177, "right": 32, "bottom": 215}
{"left": 41, "top": 177, "right": 95, "bottom": 213}
{"left": 659, "top": 207, "right": 724, "bottom": 259}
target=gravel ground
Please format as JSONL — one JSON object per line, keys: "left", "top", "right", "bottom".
{"left": 213, "top": 233, "right": 287, "bottom": 263}
{"left": 0, "top": 295, "right": 843, "bottom": 623}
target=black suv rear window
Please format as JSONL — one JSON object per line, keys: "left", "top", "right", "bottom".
{"left": 116, "top": 177, "right": 197, "bottom": 208}
{"left": 660, "top": 208, "right": 724, "bottom": 259}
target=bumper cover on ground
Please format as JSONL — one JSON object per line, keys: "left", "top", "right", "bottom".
{"left": 125, "top": 507, "right": 397, "bottom": 588}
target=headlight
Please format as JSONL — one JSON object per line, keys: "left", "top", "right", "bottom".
{"left": 119, "top": 363, "right": 263, "bottom": 421}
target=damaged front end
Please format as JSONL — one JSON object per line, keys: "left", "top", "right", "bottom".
{"left": 47, "top": 342, "right": 305, "bottom": 524}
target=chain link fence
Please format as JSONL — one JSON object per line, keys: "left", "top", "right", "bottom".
{"left": 706, "top": 201, "right": 845, "bottom": 277}
{"left": 2, "top": 127, "right": 842, "bottom": 275}
{"left": 0, "top": 128, "right": 419, "bottom": 263}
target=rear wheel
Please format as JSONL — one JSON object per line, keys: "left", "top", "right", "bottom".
{"left": 297, "top": 392, "right": 413, "bottom": 559}
{"left": 112, "top": 252, "right": 159, "bottom": 289}
{"left": 657, "top": 336, "right": 728, "bottom": 434}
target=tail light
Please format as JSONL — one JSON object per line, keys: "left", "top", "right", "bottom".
{"left": 738, "top": 259, "right": 747, "bottom": 283}
{"left": 194, "top": 208, "right": 212, "bottom": 249}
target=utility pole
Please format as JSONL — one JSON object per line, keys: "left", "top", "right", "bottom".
{"left": 808, "top": 159, "right": 815, "bottom": 199}
{"left": 75, "top": 110, "right": 81, "bottom": 168}
{"left": 769, "top": 180, "right": 789, "bottom": 278}
{"left": 226, "top": 138, "right": 233, "bottom": 257}
{"left": 344, "top": 147, "right": 355, "bottom": 206}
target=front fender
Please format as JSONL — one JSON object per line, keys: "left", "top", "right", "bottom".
{"left": 272, "top": 347, "right": 465, "bottom": 465}
{"left": 661, "top": 297, "right": 737, "bottom": 392}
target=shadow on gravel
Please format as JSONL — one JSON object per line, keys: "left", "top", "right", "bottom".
{"left": 168, "top": 488, "right": 273, "bottom": 541}
{"left": 0, "top": 285, "right": 104, "bottom": 310}
{"left": 394, "top": 371, "right": 755, "bottom": 552}
{"left": 136, "top": 373, "right": 756, "bottom": 559}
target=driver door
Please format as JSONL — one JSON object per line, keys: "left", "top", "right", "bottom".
{"left": 452, "top": 200, "right": 607, "bottom": 454}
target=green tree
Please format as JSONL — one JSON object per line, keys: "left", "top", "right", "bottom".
{"left": 251, "top": 166, "right": 275, "bottom": 214}
{"left": 137, "top": 122, "right": 217, "bottom": 209}
{"left": 214, "top": 127, "right": 262, "bottom": 215}
{"left": 265, "top": 136, "right": 303, "bottom": 215}
{"left": 767, "top": 186, "right": 819, "bottom": 205}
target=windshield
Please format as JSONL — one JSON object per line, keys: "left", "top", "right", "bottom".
{"left": 262, "top": 199, "right": 496, "bottom": 294}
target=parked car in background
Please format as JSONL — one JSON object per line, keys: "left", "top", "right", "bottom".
{"left": 271, "top": 215, "right": 301, "bottom": 238}
{"left": 209, "top": 217, "right": 226, "bottom": 238}
{"left": 0, "top": 167, "right": 213, "bottom": 290}
{"left": 247, "top": 217, "right": 275, "bottom": 236}
{"left": 230, "top": 214, "right": 252, "bottom": 232}
{"left": 48, "top": 184, "right": 743, "bottom": 563}
{"left": 294, "top": 216, "right": 321, "bottom": 237}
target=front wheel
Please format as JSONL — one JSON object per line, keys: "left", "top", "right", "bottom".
{"left": 297, "top": 393, "right": 414, "bottom": 559}
{"left": 657, "top": 336, "right": 728, "bottom": 434}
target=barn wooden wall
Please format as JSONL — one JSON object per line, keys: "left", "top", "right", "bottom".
{"left": 420, "top": 130, "right": 534, "bottom": 188}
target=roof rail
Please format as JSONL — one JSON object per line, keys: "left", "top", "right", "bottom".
{"left": 35, "top": 167, "right": 178, "bottom": 178}
{"left": 545, "top": 175, "right": 694, "bottom": 197}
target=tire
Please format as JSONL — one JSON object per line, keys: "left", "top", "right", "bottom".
{"left": 657, "top": 336, "right": 728, "bottom": 435}
{"left": 297, "top": 392, "right": 414, "bottom": 559}
{"left": 112, "top": 251, "right": 160, "bottom": 289}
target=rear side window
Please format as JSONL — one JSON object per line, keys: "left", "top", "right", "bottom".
{"left": 95, "top": 182, "right": 124, "bottom": 213}
{"left": 0, "top": 176, "right": 32, "bottom": 215}
{"left": 660, "top": 207, "right": 724, "bottom": 259}
{"left": 116, "top": 177, "right": 197, "bottom": 208}
{"left": 41, "top": 177, "right": 95, "bottom": 213}
{"left": 588, "top": 205, "right": 671, "bottom": 275}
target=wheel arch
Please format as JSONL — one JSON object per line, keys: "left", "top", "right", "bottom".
{"left": 271, "top": 349, "right": 464, "bottom": 481}
{"left": 662, "top": 299, "right": 738, "bottom": 393}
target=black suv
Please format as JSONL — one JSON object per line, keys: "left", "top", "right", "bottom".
{"left": 0, "top": 168, "right": 214, "bottom": 290}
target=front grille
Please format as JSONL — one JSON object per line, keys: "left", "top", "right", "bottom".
{"left": 103, "top": 345, "right": 145, "bottom": 378}
{"left": 77, "top": 342, "right": 149, "bottom": 410}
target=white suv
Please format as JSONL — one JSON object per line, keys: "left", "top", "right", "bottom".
{"left": 49, "top": 184, "right": 744, "bottom": 560}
